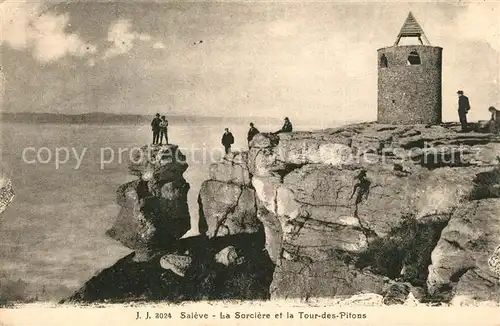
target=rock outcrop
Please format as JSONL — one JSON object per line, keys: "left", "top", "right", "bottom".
{"left": 427, "top": 198, "right": 500, "bottom": 301}
{"left": 106, "top": 144, "right": 191, "bottom": 261}
{"left": 67, "top": 121, "right": 500, "bottom": 305}
{"left": 0, "top": 171, "right": 14, "bottom": 215}
{"left": 199, "top": 122, "right": 500, "bottom": 304}
{"left": 198, "top": 180, "right": 261, "bottom": 238}
{"left": 64, "top": 144, "right": 274, "bottom": 303}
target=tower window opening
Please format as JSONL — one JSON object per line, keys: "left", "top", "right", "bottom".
{"left": 407, "top": 50, "right": 421, "bottom": 65}
{"left": 380, "top": 54, "right": 388, "bottom": 68}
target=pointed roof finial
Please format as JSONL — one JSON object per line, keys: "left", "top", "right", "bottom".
{"left": 394, "top": 12, "right": 431, "bottom": 46}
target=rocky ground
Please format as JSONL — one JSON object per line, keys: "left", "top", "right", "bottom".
{"left": 63, "top": 122, "right": 500, "bottom": 305}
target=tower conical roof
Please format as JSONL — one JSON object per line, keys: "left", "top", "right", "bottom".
{"left": 394, "top": 12, "right": 430, "bottom": 45}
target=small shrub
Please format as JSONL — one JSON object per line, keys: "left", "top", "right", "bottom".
{"left": 356, "top": 214, "right": 447, "bottom": 285}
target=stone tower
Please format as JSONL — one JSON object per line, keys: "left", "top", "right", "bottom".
{"left": 377, "top": 12, "right": 443, "bottom": 125}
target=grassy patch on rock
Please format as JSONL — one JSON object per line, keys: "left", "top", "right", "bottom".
{"left": 355, "top": 214, "right": 448, "bottom": 286}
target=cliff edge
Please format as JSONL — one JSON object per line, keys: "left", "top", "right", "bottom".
{"left": 64, "top": 122, "right": 500, "bottom": 305}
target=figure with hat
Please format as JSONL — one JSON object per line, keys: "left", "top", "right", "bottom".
{"left": 247, "top": 122, "right": 260, "bottom": 145}
{"left": 272, "top": 117, "right": 293, "bottom": 135}
{"left": 151, "top": 113, "right": 161, "bottom": 145}
{"left": 457, "top": 90, "right": 471, "bottom": 132}
{"left": 221, "top": 128, "right": 235, "bottom": 155}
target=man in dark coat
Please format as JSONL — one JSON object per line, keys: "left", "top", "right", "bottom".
{"left": 247, "top": 122, "right": 260, "bottom": 145}
{"left": 221, "top": 128, "right": 234, "bottom": 154}
{"left": 457, "top": 90, "right": 471, "bottom": 132}
{"left": 273, "top": 117, "right": 293, "bottom": 134}
{"left": 151, "top": 113, "right": 161, "bottom": 144}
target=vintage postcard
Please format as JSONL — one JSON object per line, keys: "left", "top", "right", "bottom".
{"left": 0, "top": 0, "right": 499, "bottom": 325}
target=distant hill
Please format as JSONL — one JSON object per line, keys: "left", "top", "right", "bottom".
{"left": 0, "top": 112, "right": 282, "bottom": 126}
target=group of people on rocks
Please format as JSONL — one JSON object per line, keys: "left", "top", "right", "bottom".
{"left": 149, "top": 114, "right": 293, "bottom": 154}
{"left": 150, "top": 113, "right": 169, "bottom": 145}
{"left": 150, "top": 93, "right": 499, "bottom": 153}
{"left": 221, "top": 117, "right": 293, "bottom": 154}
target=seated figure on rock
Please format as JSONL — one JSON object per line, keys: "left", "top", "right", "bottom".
{"left": 488, "top": 106, "right": 500, "bottom": 134}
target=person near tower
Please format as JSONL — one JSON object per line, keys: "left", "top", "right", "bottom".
{"left": 457, "top": 90, "right": 471, "bottom": 132}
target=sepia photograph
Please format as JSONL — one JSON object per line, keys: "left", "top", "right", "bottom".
{"left": 0, "top": 0, "right": 499, "bottom": 325}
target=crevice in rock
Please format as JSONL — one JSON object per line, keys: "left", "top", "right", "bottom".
{"left": 197, "top": 194, "right": 208, "bottom": 235}
{"left": 376, "top": 126, "right": 398, "bottom": 132}
{"left": 275, "top": 162, "right": 305, "bottom": 180}
{"left": 449, "top": 267, "right": 473, "bottom": 283}
{"left": 349, "top": 170, "right": 378, "bottom": 240}
{"left": 442, "top": 238, "right": 467, "bottom": 252}
{"left": 350, "top": 170, "right": 370, "bottom": 218}
{"left": 286, "top": 213, "right": 311, "bottom": 241}
{"left": 212, "top": 187, "right": 244, "bottom": 237}
{"left": 136, "top": 180, "right": 152, "bottom": 200}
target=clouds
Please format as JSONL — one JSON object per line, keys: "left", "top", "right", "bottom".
{"left": 103, "top": 19, "right": 151, "bottom": 59}
{"left": 31, "top": 13, "right": 97, "bottom": 63}
{"left": 0, "top": 1, "right": 166, "bottom": 64}
{"left": 0, "top": 0, "right": 96, "bottom": 63}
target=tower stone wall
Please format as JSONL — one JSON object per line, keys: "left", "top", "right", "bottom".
{"left": 377, "top": 45, "right": 443, "bottom": 124}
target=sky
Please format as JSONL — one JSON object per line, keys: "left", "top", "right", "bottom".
{"left": 1, "top": 0, "right": 499, "bottom": 124}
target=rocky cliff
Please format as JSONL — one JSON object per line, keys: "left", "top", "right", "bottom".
{"left": 0, "top": 170, "right": 14, "bottom": 215}
{"left": 63, "top": 144, "right": 273, "bottom": 303}
{"left": 201, "top": 122, "right": 500, "bottom": 305}
{"left": 64, "top": 122, "right": 500, "bottom": 305}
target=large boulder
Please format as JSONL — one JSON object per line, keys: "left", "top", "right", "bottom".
{"left": 275, "top": 133, "right": 354, "bottom": 166}
{"left": 198, "top": 180, "right": 261, "bottom": 238}
{"left": 107, "top": 179, "right": 191, "bottom": 260}
{"left": 382, "top": 282, "right": 411, "bottom": 305}
{"left": 214, "top": 246, "right": 240, "bottom": 266}
{"left": 452, "top": 269, "right": 500, "bottom": 304}
{"left": 357, "top": 166, "right": 500, "bottom": 237}
{"left": 427, "top": 198, "right": 500, "bottom": 299}
{"left": 208, "top": 152, "right": 251, "bottom": 186}
{"left": 252, "top": 175, "right": 283, "bottom": 263}
{"left": 128, "top": 144, "right": 188, "bottom": 195}
{"left": 247, "top": 147, "right": 286, "bottom": 178}
{"left": 107, "top": 144, "right": 191, "bottom": 261}
{"left": 275, "top": 165, "right": 372, "bottom": 259}
{"left": 160, "top": 254, "right": 193, "bottom": 277}
{"left": 271, "top": 258, "right": 386, "bottom": 299}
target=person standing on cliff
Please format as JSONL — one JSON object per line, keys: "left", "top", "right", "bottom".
{"left": 159, "top": 116, "right": 169, "bottom": 145}
{"left": 221, "top": 128, "right": 234, "bottom": 154}
{"left": 247, "top": 122, "right": 260, "bottom": 145}
{"left": 151, "top": 113, "right": 161, "bottom": 144}
{"left": 457, "top": 90, "right": 471, "bottom": 132}
{"left": 272, "top": 117, "right": 293, "bottom": 134}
